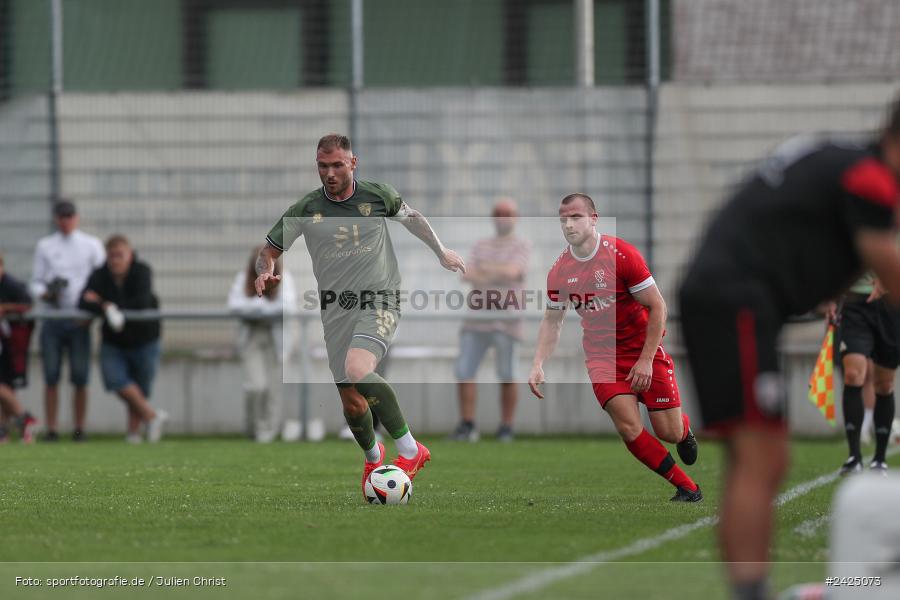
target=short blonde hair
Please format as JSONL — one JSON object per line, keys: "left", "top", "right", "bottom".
{"left": 317, "top": 134, "right": 352, "bottom": 153}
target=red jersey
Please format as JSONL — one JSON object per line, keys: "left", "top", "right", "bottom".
{"left": 546, "top": 235, "right": 658, "bottom": 360}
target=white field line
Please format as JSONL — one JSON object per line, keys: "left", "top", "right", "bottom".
{"left": 794, "top": 514, "right": 831, "bottom": 538}
{"left": 465, "top": 445, "right": 900, "bottom": 600}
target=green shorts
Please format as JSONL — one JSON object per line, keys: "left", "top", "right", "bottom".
{"left": 323, "top": 306, "right": 400, "bottom": 386}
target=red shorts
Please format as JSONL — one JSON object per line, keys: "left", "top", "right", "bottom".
{"left": 587, "top": 346, "right": 681, "bottom": 410}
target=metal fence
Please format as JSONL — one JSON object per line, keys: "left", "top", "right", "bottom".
{"left": 2, "top": 1, "right": 897, "bottom": 350}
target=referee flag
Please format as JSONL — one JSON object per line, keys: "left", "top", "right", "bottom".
{"left": 807, "top": 324, "right": 836, "bottom": 426}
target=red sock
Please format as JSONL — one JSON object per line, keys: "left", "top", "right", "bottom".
{"left": 625, "top": 429, "right": 698, "bottom": 491}
{"left": 680, "top": 413, "right": 691, "bottom": 442}
{"left": 661, "top": 461, "right": 697, "bottom": 491}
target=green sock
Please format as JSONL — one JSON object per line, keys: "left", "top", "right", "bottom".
{"left": 355, "top": 372, "right": 409, "bottom": 439}
{"left": 344, "top": 407, "right": 376, "bottom": 452}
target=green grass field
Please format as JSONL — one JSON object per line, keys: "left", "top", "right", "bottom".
{"left": 0, "top": 436, "right": 852, "bottom": 599}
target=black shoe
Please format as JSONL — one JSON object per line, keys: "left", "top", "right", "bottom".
{"left": 42, "top": 430, "right": 60, "bottom": 442}
{"left": 72, "top": 429, "right": 87, "bottom": 442}
{"left": 670, "top": 485, "right": 703, "bottom": 502}
{"left": 496, "top": 425, "right": 514, "bottom": 443}
{"left": 448, "top": 421, "right": 480, "bottom": 442}
{"left": 676, "top": 428, "right": 698, "bottom": 466}
{"left": 839, "top": 456, "right": 862, "bottom": 477}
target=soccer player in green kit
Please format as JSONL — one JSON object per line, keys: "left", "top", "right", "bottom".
{"left": 255, "top": 134, "right": 466, "bottom": 497}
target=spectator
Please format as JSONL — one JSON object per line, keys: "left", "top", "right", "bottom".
{"left": 30, "top": 200, "right": 105, "bottom": 441}
{"left": 0, "top": 251, "right": 38, "bottom": 443}
{"left": 451, "top": 199, "right": 530, "bottom": 442}
{"left": 79, "top": 235, "right": 167, "bottom": 443}
{"left": 228, "top": 246, "right": 297, "bottom": 443}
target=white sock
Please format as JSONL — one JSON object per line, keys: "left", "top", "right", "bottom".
{"left": 395, "top": 431, "right": 418, "bottom": 459}
{"left": 863, "top": 408, "right": 874, "bottom": 431}
{"left": 364, "top": 442, "right": 382, "bottom": 464}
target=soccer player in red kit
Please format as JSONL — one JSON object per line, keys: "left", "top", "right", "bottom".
{"left": 528, "top": 193, "right": 701, "bottom": 502}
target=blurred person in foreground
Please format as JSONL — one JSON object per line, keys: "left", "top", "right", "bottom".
{"left": 779, "top": 472, "right": 900, "bottom": 600}
{"left": 678, "top": 97, "right": 900, "bottom": 600}
{"left": 452, "top": 198, "right": 530, "bottom": 442}
{"left": 529, "top": 193, "right": 701, "bottom": 502}
{"left": 0, "top": 251, "right": 38, "bottom": 443}
{"left": 30, "top": 199, "right": 105, "bottom": 441}
{"left": 228, "top": 246, "right": 297, "bottom": 443}
{"left": 79, "top": 235, "right": 167, "bottom": 443}
{"left": 255, "top": 134, "right": 466, "bottom": 498}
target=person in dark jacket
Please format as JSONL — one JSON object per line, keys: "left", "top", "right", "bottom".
{"left": 79, "top": 235, "right": 167, "bottom": 443}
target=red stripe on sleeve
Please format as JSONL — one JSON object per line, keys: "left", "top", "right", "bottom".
{"left": 841, "top": 158, "right": 899, "bottom": 208}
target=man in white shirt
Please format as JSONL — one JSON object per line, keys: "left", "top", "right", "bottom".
{"left": 30, "top": 200, "right": 105, "bottom": 441}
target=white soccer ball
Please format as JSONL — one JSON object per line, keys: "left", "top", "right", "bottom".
{"left": 365, "top": 464, "right": 412, "bottom": 505}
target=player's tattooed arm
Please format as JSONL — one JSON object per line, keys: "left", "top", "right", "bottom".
{"left": 254, "top": 242, "right": 283, "bottom": 297}
{"left": 393, "top": 201, "right": 466, "bottom": 273}
{"left": 255, "top": 243, "right": 282, "bottom": 275}
{"left": 393, "top": 201, "right": 443, "bottom": 254}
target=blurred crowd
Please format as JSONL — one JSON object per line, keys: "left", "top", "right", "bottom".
{"left": 1, "top": 199, "right": 166, "bottom": 444}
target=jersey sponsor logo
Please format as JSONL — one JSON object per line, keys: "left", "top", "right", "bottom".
{"left": 334, "top": 224, "right": 361, "bottom": 248}
{"left": 565, "top": 292, "right": 615, "bottom": 312}
{"left": 593, "top": 269, "right": 607, "bottom": 289}
{"left": 312, "top": 213, "right": 324, "bottom": 224}
{"left": 358, "top": 202, "right": 372, "bottom": 216}
{"left": 567, "top": 277, "right": 578, "bottom": 284}
{"left": 325, "top": 246, "right": 374, "bottom": 260}
{"left": 590, "top": 295, "right": 615, "bottom": 311}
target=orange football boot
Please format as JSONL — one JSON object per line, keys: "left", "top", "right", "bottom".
{"left": 393, "top": 441, "right": 431, "bottom": 481}
{"left": 362, "top": 441, "right": 385, "bottom": 497}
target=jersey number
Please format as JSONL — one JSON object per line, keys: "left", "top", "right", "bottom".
{"left": 375, "top": 309, "right": 397, "bottom": 337}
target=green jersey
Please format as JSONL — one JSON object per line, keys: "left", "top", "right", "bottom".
{"left": 266, "top": 180, "right": 404, "bottom": 310}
